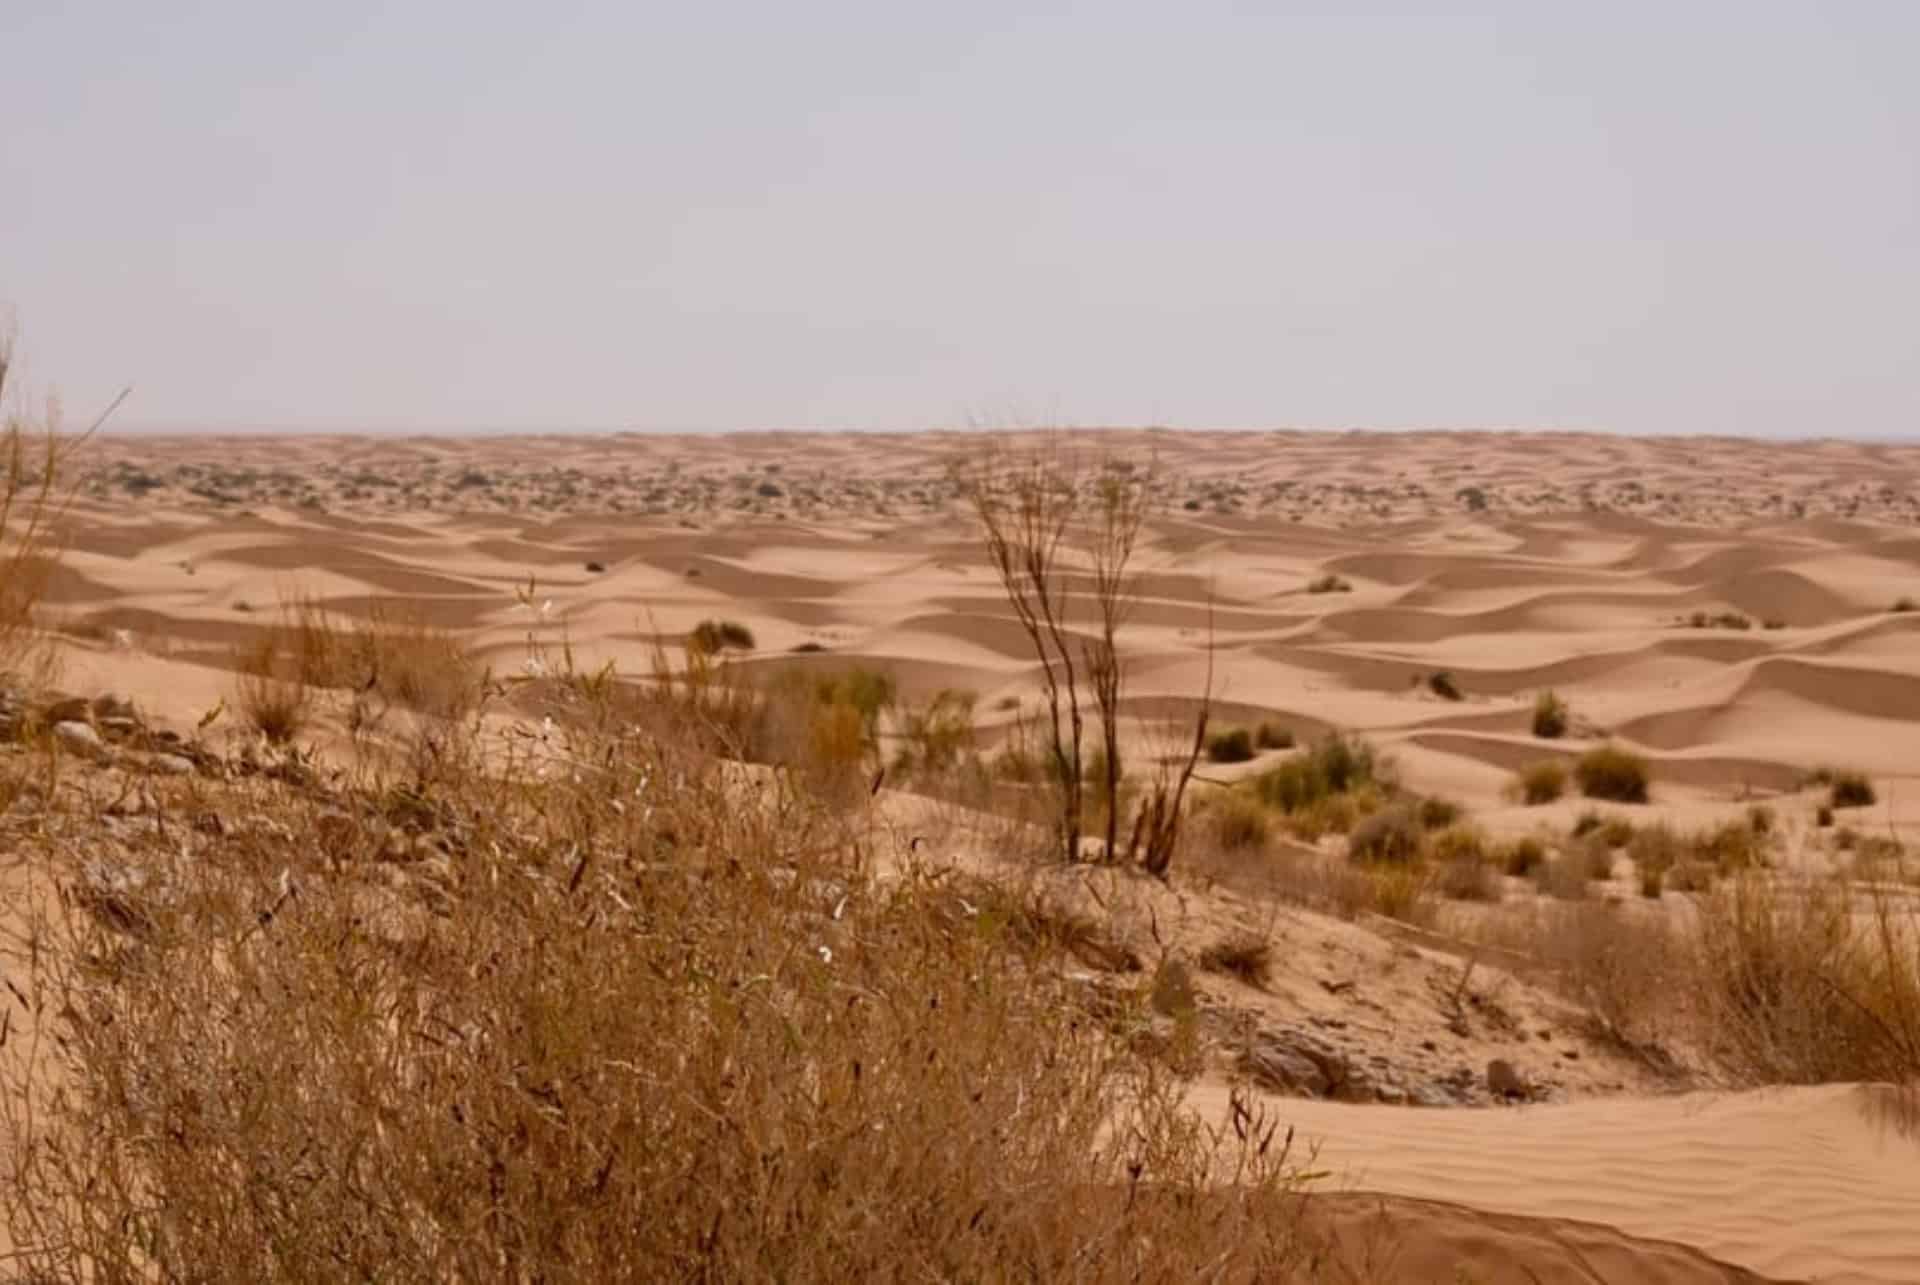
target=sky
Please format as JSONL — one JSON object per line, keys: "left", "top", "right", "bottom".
{"left": 4, "top": 2, "right": 1917, "bottom": 436}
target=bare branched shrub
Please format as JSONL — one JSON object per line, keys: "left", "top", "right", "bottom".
{"left": 955, "top": 444, "right": 1209, "bottom": 876}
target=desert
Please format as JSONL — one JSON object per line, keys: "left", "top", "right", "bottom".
{"left": 2, "top": 425, "right": 1917, "bottom": 1282}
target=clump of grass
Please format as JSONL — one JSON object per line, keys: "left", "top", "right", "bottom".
{"left": 1203, "top": 790, "right": 1271, "bottom": 852}
{"left": 1574, "top": 744, "right": 1651, "bottom": 803}
{"left": 1827, "top": 770, "right": 1876, "bottom": 810}
{"left": 1683, "top": 610, "right": 1753, "bottom": 630}
{"left": 1347, "top": 801, "right": 1424, "bottom": 865}
{"left": 1197, "top": 932, "right": 1274, "bottom": 988}
{"left": 689, "top": 617, "right": 757, "bottom": 653}
{"left": 231, "top": 634, "right": 312, "bottom": 744}
{"left": 1417, "top": 796, "right": 1462, "bottom": 830}
{"left": 1253, "top": 721, "right": 1294, "bottom": 750}
{"left": 1205, "top": 727, "right": 1255, "bottom": 764}
{"left": 1515, "top": 759, "right": 1567, "bottom": 805}
{"left": 1579, "top": 836, "right": 1617, "bottom": 881}
{"left": 1502, "top": 836, "right": 1548, "bottom": 877}
{"left": 1533, "top": 856, "right": 1590, "bottom": 900}
{"left": 1305, "top": 573, "right": 1351, "bottom": 594}
{"left": 1531, "top": 690, "right": 1569, "bottom": 739}
{"left": 1252, "top": 732, "right": 1388, "bottom": 816}
{"left": 1427, "top": 671, "right": 1463, "bottom": 702}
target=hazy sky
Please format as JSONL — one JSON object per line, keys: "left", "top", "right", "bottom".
{"left": 5, "top": 2, "right": 1917, "bottom": 435}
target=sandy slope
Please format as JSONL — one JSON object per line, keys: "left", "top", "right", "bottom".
{"left": 32, "top": 427, "right": 1920, "bottom": 1281}
{"left": 1195, "top": 1081, "right": 1920, "bottom": 1285}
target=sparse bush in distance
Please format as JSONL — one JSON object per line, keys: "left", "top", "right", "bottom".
{"left": 790, "top": 640, "right": 829, "bottom": 653}
{"left": 1892, "top": 597, "right": 1918, "bottom": 614}
{"left": 1516, "top": 759, "right": 1567, "bottom": 805}
{"left": 1205, "top": 727, "right": 1255, "bottom": 764}
{"left": 1533, "top": 856, "right": 1590, "bottom": 900}
{"left": 1437, "top": 850, "right": 1503, "bottom": 902}
{"left": 1428, "top": 823, "right": 1489, "bottom": 866}
{"left": 1427, "top": 671, "right": 1463, "bottom": 701}
{"left": 1683, "top": 610, "right": 1753, "bottom": 631}
{"left": 1816, "top": 804, "right": 1835, "bottom": 828}
{"left": 1574, "top": 744, "right": 1651, "bottom": 803}
{"left": 1253, "top": 721, "right": 1294, "bottom": 750}
{"left": 1197, "top": 932, "right": 1274, "bottom": 988}
{"left": 1579, "top": 836, "right": 1616, "bottom": 881}
{"left": 1531, "top": 690, "right": 1569, "bottom": 739}
{"left": 1305, "top": 573, "right": 1351, "bottom": 594}
{"left": 690, "top": 617, "right": 757, "bottom": 653}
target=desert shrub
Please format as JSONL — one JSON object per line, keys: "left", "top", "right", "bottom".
{"left": 894, "top": 688, "right": 977, "bottom": 776}
{"left": 1304, "top": 573, "right": 1351, "bottom": 594}
{"left": 1428, "top": 824, "right": 1489, "bottom": 866}
{"left": 689, "top": 617, "right": 757, "bottom": 653}
{"left": 268, "top": 595, "right": 484, "bottom": 723}
{"left": 231, "top": 634, "right": 312, "bottom": 744}
{"left": 1574, "top": 744, "right": 1650, "bottom": 803}
{"left": 1531, "top": 690, "right": 1569, "bottom": 739}
{"left": 1253, "top": 733, "right": 1386, "bottom": 814}
{"left": 1205, "top": 727, "right": 1255, "bottom": 764}
{"left": 1204, "top": 790, "right": 1271, "bottom": 852}
{"left": 1893, "top": 597, "right": 1918, "bottom": 614}
{"left": 1600, "top": 816, "right": 1635, "bottom": 847}
{"left": 1365, "top": 866, "right": 1436, "bottom": 925}
{"left": 1693, "top": 873, "right": 1920, "bottom": 1086}
{"left": 1579, "top": 836, "right": 1616, "bottom": 881}
{"left": 791, "top": 640, "right": 829, "bottom": 653}
{"left": 1816, "top": 804, "right": 1835, "bottom": 828}
{"left": 1533, "top": 857, "right": 1590, "bottom": 901}
{"left": 1435, "top": 850, "right": 1502, "bottom": 902}
{"left": 1501, "top": 836, "right": 1548, "bottom": 877}
{"left": 1515, "top": 760, "right": 1567, "bottom": 805}
{"left": 1638, "top": 863, "right": 1665, "bottom": 898}
{"left": 1417, "top": 795, "right": 1462, "bottom": 830}
{"left": 1347, "top": 802, "right": 1424, "bottom": 865}
{"left": 1197, "top": 932, "right": 1274, "bottom": 988}
{"left": 1667, "top": 860, "right": 1719, "bottom": 893}
{"left": 1746, "top": 804, "right": 1776, "bottom": 837}
{"left": 1253, "top": 721, "right": 1294, "bottom": 750}
{"left": 1427, "top": 671, "right": 1463, "bottom": 701}
{"left": 1627, "top": 823, "right": 1682, "bottom": 879}
{"left": 1683, "top": 610, "right": 1752, "bottom": 630}
{"left": 1827, "top": 770, "right": 1876, "bottom": 810}
{"left": 1695, "top": 819, "right": 1768, "bottom": 873}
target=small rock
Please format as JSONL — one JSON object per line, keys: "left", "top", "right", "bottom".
{"left": 1241, "top": 1042, "right": 1330, "bottom": 1097}
{"left": 52, "top": 720, "right": 104, "bottom": 755}
{"left": 148, "top": 753, "right": 195, "bottom": 776}
{"left": 44, "top": 697, "right": 90, "bottom": 725}
{"left": 91, "top": 692, "right": 135, "bottom": 719}
{"left": 99, "top": 716, "right": 140, "bottom": 739}
{"left": 1486, "top": 1058, "right": 1530, "bottom": 1100}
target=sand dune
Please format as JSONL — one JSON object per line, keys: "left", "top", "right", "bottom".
{"left": 1195, "top": 1082, "right": 1920, "bottom": 1285}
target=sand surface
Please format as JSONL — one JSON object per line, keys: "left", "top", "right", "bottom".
{"left": 34, "top": 428, "right": 1920, "bottom": 1282}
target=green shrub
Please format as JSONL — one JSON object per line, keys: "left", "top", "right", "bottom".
{"left": 1574, "top": 744, "right": 1650, "bottom": 803}
{"left": 1206, "top": 727, "right": 1256, "bottom": 764}
{"left": 1516, "top": 760, "right": 1567, "bottom": 805}
{"left": 1531, "top": 690, "right": 1569, "bottom": 739}
{"left": 1252, "top": 733, "right": 1385, "bottom": 814}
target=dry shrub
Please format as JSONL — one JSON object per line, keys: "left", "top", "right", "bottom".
{"left": 1531, "top": 689, "right": 1569, "bottom": 739}
{"left": 1574, "top": 744, "right": 1651, "bottom": 803}
{"left": 1202, "top": 789, "right": 1271, "bottom": 853}
{"left": 1694, "top": 874, "right": 1920, "bottom": 1086}
{"left": 1480, "top": 902, "right": 1686, "bottom": 1052}
{"left": 231, "top": 633, "right": 313, "bottom": 743}
{"left": 270, "top": 595, "right": 485, "bottom": 723}
{"left": 1346, "top": 801, "right": 1423, "bottom": 865}
{"left": 1514, "top": 759, "right": 1566, "bottom": 805}
{"left": 0, "top": 335, "right": 82, "bottom": 695}
{"left": 0, "top": 686, "right": 1318, "bottom": 1280}
{"left": 1205, "top": 726, "right": 1255, "bottom": 764}
{"left": 1253, "top": 733, "right": 1388, "bottom": 815}
{"left": 1533, "top": 856, "right": 1590, "bottom": 901}
{"left": 1197, "top": 931, "right": 1274, "bottom": 988}
{"left": 1501, "top": 836, "right": 1548, "bottom": 877}
{"left": 1435, "top": 851, "right": 1503, "bottom": 902}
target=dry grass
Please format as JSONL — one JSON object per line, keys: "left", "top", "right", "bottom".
{"left": 0, "top": 658, "right": 1325, "bottom": 1281}
{"left": 1574, "top": 743, "right": 1651, "bottom": 804}
{"left": 0, "top": 332, "right": 89, "bottom": 696}
{"left": 1197, "top": 930, "right": 1275, "bottom": 988}
{"left": 1514, "top": 759, "right": 1567, "bottom": 805}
